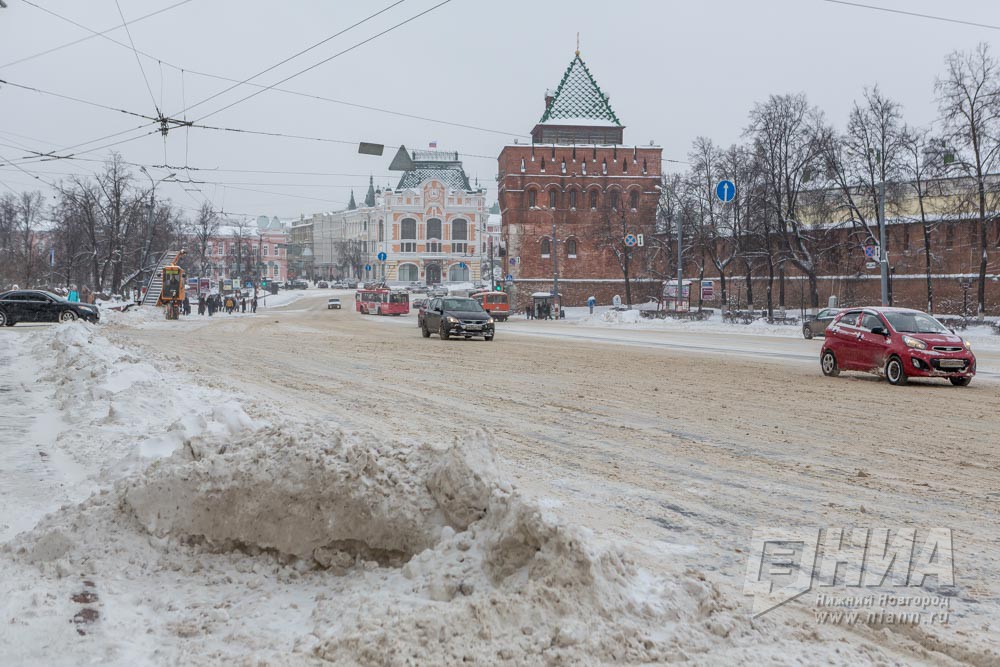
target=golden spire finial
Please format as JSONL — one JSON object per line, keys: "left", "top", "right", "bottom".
{"left": 576, "top": 32, "right": 580, "bottom": 56}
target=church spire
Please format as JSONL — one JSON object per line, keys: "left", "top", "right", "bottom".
{"left": 364, "top": 175, "right": 376, "bottom": 207}
{"left": 347, "top": 189, "right": 357, "bottom": 210}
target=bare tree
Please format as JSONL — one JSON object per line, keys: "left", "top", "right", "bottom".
{"left": 936, "top": 43, "right": 1000, "bottom": 317}
{"left": 748, "top": 93, "right": 827, "bottom": 309}
{"left": 13, "top": 191, "right": 44, "bottom": 287}
{"left": 189, "top": 202, "right": 219, "bottom": 281}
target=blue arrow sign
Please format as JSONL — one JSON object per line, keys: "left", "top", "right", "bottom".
{"left": 459, "top": 261, "right": 467, "bottom": 269}
{"left": 377, "top": 251, "right": 387, "bottom": 262}
{"left": 716, "top": 180, "right": 736, "bottom": 203}
{"left": 365, "top": 264, "right": 372, "bottom": 272}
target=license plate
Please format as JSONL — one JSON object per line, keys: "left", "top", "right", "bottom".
{"left": 939, "top": 359, "right": 964, "bottom": 369}
{"left": 465, "top": 324, "right": 482, "bottom": 330}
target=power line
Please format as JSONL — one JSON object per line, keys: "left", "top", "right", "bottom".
{"left": 0, "top": 77, "right": 158, "bottom": 121}
{"left": 178, "top": 0, "right": 408, "bottom": 117}
{"left": 1, "top": 0, "right": 195, "bottom": 69}
{"left": 819, "top": 0, "right": 1000, "bottom": 31}
{"left": 191, "top": 0, "right": 454, "bottom": 123}
{"left": 112, "top": 0, "right": 161, "bottom": 115}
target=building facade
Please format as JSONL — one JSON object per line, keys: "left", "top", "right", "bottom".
{"left": 183, "top": 216, "right": 289, "bottom": 286}
{"left": 498, "top": 51, "right": 663, "bottom": 308}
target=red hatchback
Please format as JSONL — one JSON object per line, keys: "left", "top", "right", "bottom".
{"left": 820, "top": 307, "right": 976, "bottom": 386}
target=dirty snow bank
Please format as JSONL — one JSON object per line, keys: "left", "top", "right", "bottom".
{"left": 1, "top": 420, "right": 775, "bottom": 665}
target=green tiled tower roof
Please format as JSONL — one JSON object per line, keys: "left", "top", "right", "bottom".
{"left": 539, "top": 53, "right": 621, "bottom": 126}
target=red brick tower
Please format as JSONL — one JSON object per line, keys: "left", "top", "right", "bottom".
{"left": 497, "top": 50, "right": 662, "bottom": 309}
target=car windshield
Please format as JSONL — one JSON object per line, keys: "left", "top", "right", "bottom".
{"left": 883, "top": 311, "right": 949, "bottom": 334}
{"left": 443, "top": 298, "right": 483, "bottom": 312}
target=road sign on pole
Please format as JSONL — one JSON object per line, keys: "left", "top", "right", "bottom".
{"left": 377, "top": 251, "right": 387, "bottom": 262}
{"left": 864, "top": 244, "right": 879, "bottom": 259}
{"left": 365, "top": 264, "right": 372, "bottom": 272}
{"left": 505, "top": 273, "right": 513, "bottom": 283}
{"left": 637, "top": 234, "right": 644, "bottom": 247}
{"left": 459, "top": 261, "right": 467, "bottom": 269}
{"left": 624, "top": 233, "right": 638, "bottom": 247}
{"left": 716, "top": 180, "right": 736, "bottom": 203}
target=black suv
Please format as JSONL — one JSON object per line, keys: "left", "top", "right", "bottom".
{"left": 0, "top": 290, "right": 100, "bottom": 326}
{"left": 421, "top": 297, "right": 494, "bottom": 341}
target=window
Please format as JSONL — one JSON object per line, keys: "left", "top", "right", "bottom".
{"left": 263, "top": 245, "right": 269, "bottom": 257}
{"left": 448, "top": 264, "right": 470, "bottom": 282}
{"left": 602, "top": 159, "right": 608, "bottom": 174}
{"left": 528, "top": 189, "right": 537, "bottom": 208}
{"left": 581, "top": 161, "right": 587, "bottom": 175}
{"left": 838, "top": 311, "right": 861, "bottom": 327}
{"left": 561, "top": 159, "right": 567, "bottom": 174}
{"left": 426, "top": 218, "right": 442, "bottom": 252}
{"left": 401, "top": 218, "right": 417, "bottom": 253}
{"left": 548, "top": 189, "right": 558, "bottom": 209}
{"left": 451, "top": 219, "right": 468, "bottom": 254}
{"left": 566, "top": 238, "right": 577, "bottom": 258}
{"left": 609, "top": 190, "right": 620, "bottom": 211}
{"left": 398, "top": 263, "right": 418, "bottom": 282}
{"left": 630, "top": 190, "right": 639, "bottom": 210}
{"left": 540, "top": 157, "right": 546, "bottom": 172}
{"left": 216, "top": 244, "right": 224, "bottom": 256}
{"left": 861, "top": 313, "right": 884, "bottom": 332}
{"left": 378, "top": 221, "right": 384, "bottom": 243}
{"left": 569, "top": 189, "right": 577, "bottom": 209}
{"left": 540, "top": 238, "right": 551, "bottom": 256}
{"left": 945, "top": 223, "right": 955, "bottom": 248}
{"left": 589, "top": 189, "right": 598, "bottom": 210}
{"left": 520, "top": 158, "right": 525, "bottom": 173}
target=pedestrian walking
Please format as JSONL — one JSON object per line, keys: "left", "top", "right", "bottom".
{"left": 183, "top": 295, "right": 191, "bottom": 316}
{"left": 198, "top": 295, "right": 205, "bottom": 315}
{"left": 251, "top": 297, "right": 258, "bottom": 313}
{"left": 241, "top": 297, "right": 247, "bottom": 313}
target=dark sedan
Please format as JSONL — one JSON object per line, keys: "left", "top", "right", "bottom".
{"left": 0, "top": 290, "right": 100, "bottom": 326}
{"left": 421, "top": 297, "right": 494, "bottom": 341}
{"left": 803, "top": 307, "right": 841, "bottom": 339}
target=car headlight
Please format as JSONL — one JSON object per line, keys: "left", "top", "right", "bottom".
{"left": 446, "top": 316, "right": 459, "bottom": 324}
{"left": 486, "top": 317, "right": 494, "bottom": 325}
{"left": 964, "top": 339, "right": 973, "bottom": 352}
{"left": 902, "top": 335, "right": 927, "bottom": 350}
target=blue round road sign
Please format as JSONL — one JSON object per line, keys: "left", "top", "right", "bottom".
{"left": 377, "top": 251, "right": 387, "bottom": 262}
{"left": 624, "top": 233, "right": 638, "bottom": 247}
{"left": 716, "top": 180, "right": 736, "bottom": 203}
{"left": 365, "top": 264, "right": 372, "bottom": 272}
{"left": 459, "top": 261, "right": 467, "bottom": 269}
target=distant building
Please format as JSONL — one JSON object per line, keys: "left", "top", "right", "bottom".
{"left": 497, "top": 50, "right": 663, "bottom": 307}
{"left": 184, "top": 216, "right": 288, "bottom": 286}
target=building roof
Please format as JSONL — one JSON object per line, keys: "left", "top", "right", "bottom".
{"left": 364, "top": 175, "right": 376, "bottom": 207}
{"left": 396, "top": 150, "right": 472, "bottom": 191}
{"left": 347, "top": 190, "right": 357, "bottom": 210}
{"left": 538, "top": 53, "right": 621, "bottom": 127}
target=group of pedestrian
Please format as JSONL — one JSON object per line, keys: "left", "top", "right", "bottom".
{"left": 196, "top": 293, "right": 257, "bottom": 317}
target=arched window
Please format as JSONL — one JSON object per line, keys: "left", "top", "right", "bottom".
{"left": 548, "top": 189, "right": 559, "bottom": 209}
{"left": 609, "top": 190, "right": 620, "bottom": 211}
{"left": 589, "top": 189, "right": 598, "bottom": 210}
{"left": 451, "top": 219, "right": 468, "bottom": 255}
{"left": 401, "top": 218, "right": 417, "bottom": 253}
{"left": 398, "top": 263, "right": 418, "bottom": 282}
{"left": 520, "top": 158, "right": 526, "bottom": 173}
{"left": 630, "top": 190, "right": 639, "bottom": 210}
{"left": 378, "top": 220, "right": 384, "bottom": 242}
{"left": 448, "top": 263, "right": 470, "bottom": 282}
{"left": 566, "top": 238, "right": 578, "bottom": 258}
{"left": 581, "top": 161, "right": 587, "bottom": 175}
{"left": 568, "top": 189, "right": 578, "bottom": 209}
{"left": 426, "top": 218, "right": 442, "bottom": 253}
{"left": 540, "top": 237, "right": 551, "bottom": 256}
{"left": 540, "top": 157, "right": 546, "bottom": 172}
{"left": 527, "top": 189, "right": 537, "bottom": 208}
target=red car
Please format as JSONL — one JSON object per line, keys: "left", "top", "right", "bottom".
{"left": 820, "top": 307, "right": 976, "bottom": 386}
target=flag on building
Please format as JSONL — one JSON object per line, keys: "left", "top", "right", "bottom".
{"left": 428, "top": 140, "right": 437, "bottom": 148}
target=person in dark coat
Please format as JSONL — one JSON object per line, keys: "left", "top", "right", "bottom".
{"left": 198, "top": 295, "right": 206, "bottom": 315}
{"left": 241, "top": 297, "right": 247, "bottom": 313}
{"left": 182, "top": 295, "right": 191, "bottom": 316}
{"left": 251, "top": 297, "right": 258, "bottom": 313}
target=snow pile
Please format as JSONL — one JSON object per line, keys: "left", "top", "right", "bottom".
{"left": 30, "top": 321, "right": 254, "bottom": 483}
{"left": 576, "top": 309, "right": 807, "bottom": 338}
{"left": 1, "top": 422, "right": 754, "bottom": 664}
{"left": 599, "top": 308, "right": 642, "bottom": 324}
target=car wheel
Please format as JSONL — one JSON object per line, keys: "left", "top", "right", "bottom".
{"left": 803, "top": 325, "right": 813, "bottom": 340}
{"left": 439, "top": 323, "right": 450, "bottom": 340}
{"left": 885, "top": 355, "right": 908, "bottom": 386}
{"left": 950, "top": 377, "right": 972, "bottom": 387}
{"left": 0, "top": 310, "right": 7, "bottom": 327}
{"left": 421, "top": 322, "right": 431, "bottom": 338}
{"left": 484, "top": 334, "right": 494, "bottom": 342}
{"left": 821, "top": 350, "right": 839, "bottom": 377}
{"left": 59, "top": 309, "right": 78, "bottom": 323}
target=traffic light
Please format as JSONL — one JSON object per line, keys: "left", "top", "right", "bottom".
{"left": 261, "top": 280, "right": 268, "bottom": 287}
{"left": 495, "top": 285, "right": 502, "bottom": 291}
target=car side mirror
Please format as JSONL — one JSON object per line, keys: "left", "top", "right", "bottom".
{"left": 871, "top": 326, "right": 886, "bottom": 336}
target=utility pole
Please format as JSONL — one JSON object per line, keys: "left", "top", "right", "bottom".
{"left": 551, "top": 221, "right": 560, "bottom": 317}
{"left": 676, "top": 214, "right": 683, "bottom": 312}
{"left": 878, "top": 180, "right": 889, "bottom": 306}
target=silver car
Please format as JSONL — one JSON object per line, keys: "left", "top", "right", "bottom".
{"left": 803, "top": 308, "right": 841, "bottom": 339}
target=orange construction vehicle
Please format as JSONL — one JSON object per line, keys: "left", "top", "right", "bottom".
{"left": 157, "top": 251, "right": 186, "bottom": 319}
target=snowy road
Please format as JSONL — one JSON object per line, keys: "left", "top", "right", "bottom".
{"left": 101, "top": 291, "right": 1000, "bottom": 662}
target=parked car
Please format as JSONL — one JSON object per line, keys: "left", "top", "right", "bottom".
{"left": 802, "top": 307, "right": 841, "bottom": 339}
{"left": 289, "top": 280, "right": 309, "bottom": 290}
{"left": 820, "top": 307, "right": 975, "bottom": 386}
{"left": 0, "top": 290, "right": 100, "bottom": 326}
{"left": 421, "top": 297, "right": 494, "bottom": 341}
{"left": 327, "top": 298, "right": 341, "bottom": 310}
{"left": 318, "top": 281, "right": 330, "bottom": 289}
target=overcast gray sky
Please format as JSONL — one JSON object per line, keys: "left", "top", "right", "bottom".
{"left": 1, "top": 0, "right": 999, "bottom": 220}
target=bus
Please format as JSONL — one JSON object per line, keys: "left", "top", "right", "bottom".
{"left": 471, "top": 290, "right": 510, "bottom": 321}
{"left": 355, "top": 288, "right": 409, "bottom": 316}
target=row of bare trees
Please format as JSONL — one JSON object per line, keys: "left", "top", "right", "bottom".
{"left": 654, "top": 43, "right": 1000, "bottom": 317}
